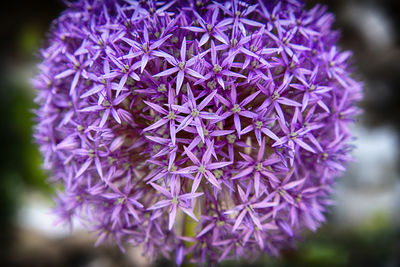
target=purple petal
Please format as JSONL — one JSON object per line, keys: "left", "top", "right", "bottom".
{"left": 169, "top": 205, "right": 177, "bottom": 230}
{"left": 199, "top": 33, "right": 210, "bottom": 46}
{"left": 143, "top": 100, "right": 168, "bottom": 115}
{"left": 183, "top": 146, "right": 201, "bottom": 165}
{"left": 205, "top": 170, "right": 221, "bottom": 189}
{"left": 176, "top": 70, "right": 184, "bottom": 94}
{"left": 234, "top": 114, "right": 241, "bottom": 136}
{"left": 180, "top": 37, "right": 186, "bottom": 61}
{"left": 147, "top": 199, "right": 171, "bottom": 210}
{"left": 233, "top": 166, "right": 254, "bottom": 180}
{"left": 150, "top": 34, "right": 172, "bottom": 50}
{"left": 69, "top": 71, "right": 81, "bottom": 95}
{"left": 283, "top": 177, "right": 306, "bottom": 190}
{"left": 233, "top": 209, "right": 247, "bottom": 231}
{"left": 140, "top": 54, "right": 149, "bottom": 73}
{"left": 294, "top": 138, "right": 316, "bottom": 153}
{"left": 76, "top": 158, "right": 93, "bottom": 178}
{"left": 198, "top": 90, "right": 217, "bottom": 111}
{"left": 143, "top": 118, "right": 168, "bottom": 132}
{"left": 180, "top": 207, "right": 198, "bottom": 221}
{"left": 183, "top": 26, "right": 205, "bottom": 33}
{"left": 186, "top": 68, "right": 205, "bottom": 80}
{"left": 80, "top": 84, "right": 104, "bottom": 98}
{"left": 206, "top": 161, "right": 232, "bottom": 170}
{"left": 277, "top": 97, "right": 301, "bottom": 107}
{"left": 261, "top": 128, "right": 279, "bottom": 141}
{"left": 153, "top": 67, "right": 179, "bottom": 78}
{"left": 55, "top": 69, "right": 75, "bottom": 79}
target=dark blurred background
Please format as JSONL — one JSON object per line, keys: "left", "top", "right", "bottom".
{"left": 0, "top": 0, "right": 399, "bottom": 266}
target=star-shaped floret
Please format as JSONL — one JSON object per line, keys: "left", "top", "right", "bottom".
{"left": 173, "top": 83, "right": 219, "bottom": 142}
{"left": 143, "top": 87, "right": 182, "bottom": 145}
{"left": 217, "top": 85, "right": 259, "bottom": 137}
{"left": 233, "top": 137, "right": 282, "bottom": 197}
{"left": 183, "top": 7, "right": 231, "bottom": 46}
{"left": 153, "top": 37, "right": 205, "bottom": 94}
{"left": 174, "top": 141, "right": 232, "bottom": 192}
{"left": 148, "top": 177, "right": 203, "bottom": 230}
{"left": 203, "top": 41, "right": 247, "bottom": 90}
{"left": 121, "top": 25, "right": 172, "bottom": 73}
{"left": 226, "top": 185, "right": 278, "bottom": 231}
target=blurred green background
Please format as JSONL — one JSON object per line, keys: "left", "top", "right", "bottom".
{"left": 0, "top": 0, "right": 399, "bottom": 266}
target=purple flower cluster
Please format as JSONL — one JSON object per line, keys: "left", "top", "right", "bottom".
{"left": 33, "top": 0, "right": 362, "bottom": 264}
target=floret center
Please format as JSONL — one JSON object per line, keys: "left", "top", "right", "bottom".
{"left": 213, "top": 64, "right": 222, "bottom": 73}
{"left": 198, "top": 165, "right": 206, "bottom": 174}
{"left": 207, "top": 80, "right": 217, "bottom": 90}
{"left": 169, "top": 163, "right": 177, "bottom": 172}
{"left": 157, "top": 83, "right": 167, "bottom": 92}
{"left": 191, "top": 108, "right": 200, "bottom": 118}
{"left": 213, "top": 169, "right": 223, "bottom": 178}
{"left": 178, "top": 62, "right": 185, "bottom": 70}
{"left": 102, "top": 100, "right": 111, "bottom": 107}
{"left": 231, "top": 104, "right": 241, "bottom": 113}
{"left": 250, "top": 45, "right": 258, "bottom": 52}
{"left": 171, "top": 197, "right": 179, "bottom": 205}
{"left": 216, "top": 220, "right": 225, "bottom": 227}
{"left": 272, "top": 91, "right": 280, "bottom": 100}
{"left": 167, "top": 111, "right": 176, "bottom": 120}
{"left": 255, "top": 163, "right": 263, "bottom": 171}
{"left": 88, "top": 149, "right": 96, "bottom": 158}
{"left": 230, "top": 38, "right": 238, "bottom": 47}
{"left": 142, "top": 43, "right": 149, "bottom": 53}
{"left": 227, "top": 134, "right": 236, "bottom": 144}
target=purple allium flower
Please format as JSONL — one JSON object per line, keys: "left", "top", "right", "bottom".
{"left": 33, "top": 0, "right": 363, "bottom": 265}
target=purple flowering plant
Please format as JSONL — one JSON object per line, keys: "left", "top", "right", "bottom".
{"left": 33, "top": 0, "right": 362, "bottom": 265}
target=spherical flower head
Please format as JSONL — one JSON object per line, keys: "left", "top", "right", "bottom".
{"left": 33, "top": 0, "right": 363, "bottom": 265}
